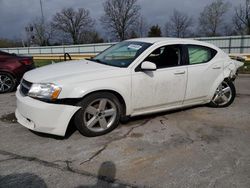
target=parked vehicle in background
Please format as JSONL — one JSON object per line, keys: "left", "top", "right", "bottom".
{"left": 0, "top": 51, "right": 34, "bottom": 93}
{"left": 15, "top": 38, "right": 243, "bottom": 137}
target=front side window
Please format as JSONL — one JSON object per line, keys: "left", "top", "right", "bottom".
{"left": 92, "top": 41, "right": 152, "bottom": 67}
{"left": 188, "top": 45, "right": 217, "bottom": 65}
{"left": 143, "top": 45, "right": 181, "bottom": 69}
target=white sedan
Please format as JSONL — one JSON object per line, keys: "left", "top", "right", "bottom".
{"left": 15, "top": 38, "right": 243, "bottom": 137}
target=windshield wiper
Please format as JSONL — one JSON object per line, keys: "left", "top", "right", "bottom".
{"left": 89, "top": 58, "right": 123, "bottom": 68}
{"left": 90, "top": 58, "right": 105, "bottom": 64}
{"left": 94, "top": 59, "right": 103, "bottom": 63}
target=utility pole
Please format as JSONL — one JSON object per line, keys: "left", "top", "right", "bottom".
{"left": 40, "top": 0, "right": 45, "bottom": 24}
{"left": 39, "top": 0, "right": 47, "bottom": 46}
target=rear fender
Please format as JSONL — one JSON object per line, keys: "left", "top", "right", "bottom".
{"left": 208, "top": 59, "right": 243, "bottom": 101}
{"left": 224, "top": 60, "right": 244, "bottom": 79}
{"left": 208, "top": 72, "right": 224, "bottom": 100}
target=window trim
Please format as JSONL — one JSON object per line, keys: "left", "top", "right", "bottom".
{"left": 135, "top": 44, "right": 186, "bottom": 72}
{"left": 185, "top": 44, "right": 218, "bottom": 66}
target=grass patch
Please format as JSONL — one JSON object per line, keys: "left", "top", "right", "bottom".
{"left": 238, "top": 61, "right": 250, "bottom": 74}
{"left": 34, "top": 59, "right": 61, "bottom": 67}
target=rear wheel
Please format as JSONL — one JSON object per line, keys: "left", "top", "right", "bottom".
{"left": 0, "top": 72, "right": 15, "bottom": 93}
{"left": 209, "top": 79, "right": 236, "bottom": 108}
{"left": 74, "top": 92, "right": 122, "bottom": 137}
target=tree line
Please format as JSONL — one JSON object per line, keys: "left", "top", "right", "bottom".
{"left": 1, "top": 0, "right": 250, "bottom": 47}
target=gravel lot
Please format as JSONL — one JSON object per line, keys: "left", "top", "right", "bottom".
{"left": 0, "top": 75, "right": 250, "bottom": 188}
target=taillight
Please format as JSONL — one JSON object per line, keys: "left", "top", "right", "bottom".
{"left": 19, "top": 58, "right": 33, "bottom": 65}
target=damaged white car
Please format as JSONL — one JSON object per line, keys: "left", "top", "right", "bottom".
{"left": 15, "top": 38, "right": 244, "bottom": 137}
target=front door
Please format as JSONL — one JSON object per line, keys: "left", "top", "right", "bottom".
{"left": 131, "top": 45, "right": 188, "bottom": 115}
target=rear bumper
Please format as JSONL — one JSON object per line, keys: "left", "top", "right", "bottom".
{"left": 15, "top": 89, "right": 80, "bottom": 136}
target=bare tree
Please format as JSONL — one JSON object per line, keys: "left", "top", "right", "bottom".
{"left": 222, "top": 24, "right": 237, "bottom": 36}
{"left": 26, "top": 18, "right": 53, "bottom": 46}
{"left": 52, "top": 8, "right": 94, "bottom": 44}
{"left": 198, "top": 0, "right": 230, "bottom": 36}
{"left": 100, "top": 0, "right": 141, "bottom": 41}
{"left": 136, "top": 16, "right": 148, "bottom": 37}
{"left": 165, "top": 10, "right": 193, "bottom": 38}
{"left": 233, "top": 0, "right": 250, "bottom": 35}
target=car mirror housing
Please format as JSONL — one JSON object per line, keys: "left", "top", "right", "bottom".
{"left": 141, "top": 61, "right": 157, "bottom": 71}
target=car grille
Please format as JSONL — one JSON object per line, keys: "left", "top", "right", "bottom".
{"left": 20, "top": 79, "right": 32, "bottom": 96}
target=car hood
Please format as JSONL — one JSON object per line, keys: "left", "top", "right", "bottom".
{"left": 23, "top": 59, "right": 121, "bottom": 83}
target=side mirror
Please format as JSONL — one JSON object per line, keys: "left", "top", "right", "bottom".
{"left": 141, "top": 61, "right": 157, "bottom": 71}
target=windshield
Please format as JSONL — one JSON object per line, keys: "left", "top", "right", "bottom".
{"left": 92, "top": 41, "right": 152, "bottom": 67}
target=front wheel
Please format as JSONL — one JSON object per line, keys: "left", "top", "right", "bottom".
{"left": 74, "top": 92, "right": 122, "bottom": 137}
{"left": 209, "top": 79, "right": 236, "bottom": 108}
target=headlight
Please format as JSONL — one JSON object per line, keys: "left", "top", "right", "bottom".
{"left": 28, "top": 83, "right": 61, "bottom": 101}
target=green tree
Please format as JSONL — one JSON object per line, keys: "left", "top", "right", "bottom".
{"left": 148, "top": 25, "right": 162, "bottom": 37}
{"left": 0, "top": 38, "right": 23, "bottom": 48}
{"left": 128, "top": 30, "right": 138, "bottom": 39}
{"left": 80, "top": 31, "right": 104, "bottom": 44}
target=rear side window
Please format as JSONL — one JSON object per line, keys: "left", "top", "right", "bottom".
{"left": 187, "top": 45, "right": 217, "bottom": 65}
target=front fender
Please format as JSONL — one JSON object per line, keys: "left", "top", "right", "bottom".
{"left": 58, "top": 77, "right": 132, "bottom": 115}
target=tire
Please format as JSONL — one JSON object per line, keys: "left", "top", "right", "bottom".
{"left": 74, "top": 92, "right": 122, "bottom": 137}
{"left": 208, "top": 79, "right": 236, "bottom": 108}
{"left": 0, "top": 72, "right": 16, "bottom": 94}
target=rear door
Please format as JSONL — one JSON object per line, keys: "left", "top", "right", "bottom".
{"left": 183, "top": 45, "right": 222, "bottom": 105}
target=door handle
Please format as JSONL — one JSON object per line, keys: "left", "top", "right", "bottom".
{"left": 213, "top": 66, "right": 221, "bottom": 69}
{"left": 174, "top": 71, "right": 186, "bottom": 75}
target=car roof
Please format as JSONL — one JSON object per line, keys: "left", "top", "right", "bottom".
{"left": 127, "top": 37, "right": 181, "bottom": 43}
{"left": 127, "top": 37, "right": 220, "bottom": 50}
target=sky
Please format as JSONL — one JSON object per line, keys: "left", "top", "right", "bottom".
{"left": 0, "top": 0, "right": 245, "bottom": 40}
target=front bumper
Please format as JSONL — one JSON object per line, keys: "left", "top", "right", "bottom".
{"left": 15, "top": 89, "right": 80, "bottom": 136}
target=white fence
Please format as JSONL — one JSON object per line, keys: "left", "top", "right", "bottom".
{"left": 1, "top": 36, "right": 250, "bottom": 55}
{"left": 0, "top": 43, "right": 115, "bottom": 55}
{"left": 196, "top": 35, "right": 250, "bottom": 54}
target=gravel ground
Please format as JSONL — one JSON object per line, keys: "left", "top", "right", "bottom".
{"left": 0, "top": 75, "right": 250, "bottom": 188}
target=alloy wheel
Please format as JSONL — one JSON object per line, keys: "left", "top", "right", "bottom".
{"left": 83, "top": 98, "right": 117, "bottom": 132}
{"left": 212, "top": 81, "right": 232, "bottom": 106}
{"left": 0, "top": 74, "right": 13, "bottom": 93}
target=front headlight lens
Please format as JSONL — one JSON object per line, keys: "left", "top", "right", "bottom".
{"left": 28, "top": 83, "right": 61, "bottom": 101}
